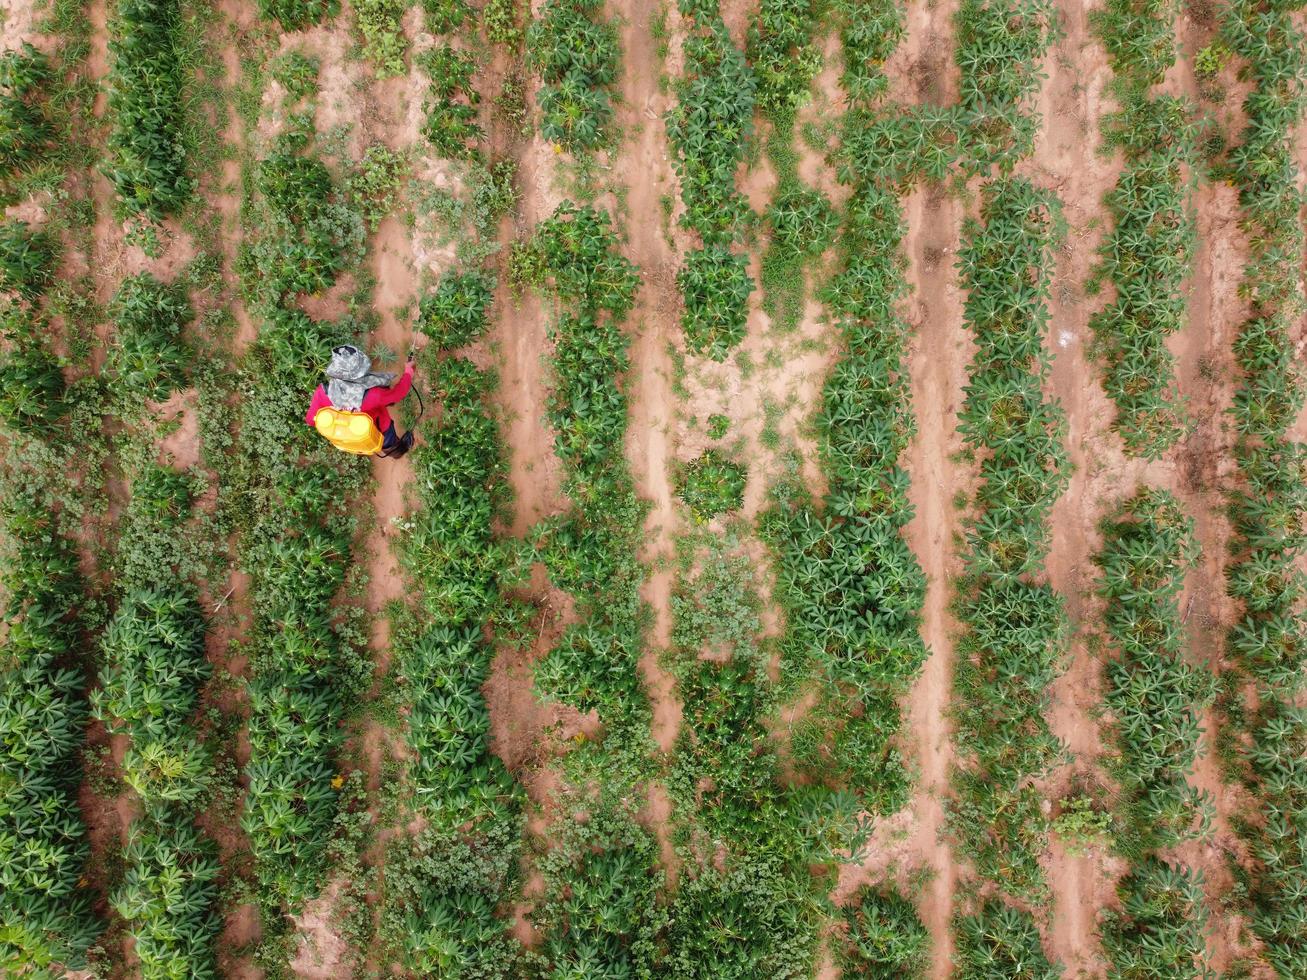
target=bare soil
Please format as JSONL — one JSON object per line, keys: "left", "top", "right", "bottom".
{"left": 896, "top": 185, "right": 971, "bottom": 979}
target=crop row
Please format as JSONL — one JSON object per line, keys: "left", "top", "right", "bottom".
{"left": 234, "top": 94, "right": 371, "bottom": 928}
{"left": 378, "top": 12, "right": 530, "bottom": 962}
{"left": 0, "top": 501, "right": 98, "bottom": 971}
{"left": 1094, "top": 489, "right": 1212, "bottom": 975}
{"left": 521, "top": 204, "right": 670, "bottom": 974}
{"left": 668, "top": 0, "right": 756, "bottom": 358}
{"left": 1088, "top": 0, "right": 1193, "bottom": 458}
{"left": 94, "top": 587, "right": 220, "bottom": 978}
{"left": 1221, "top": 1, "right": 1307, "bottom": 975}
{"left": 1096, "top": 490, "right": 1212, "bottom": 848}
{"left": 838, "top": 0, "right": 1055, "bottom": 189}
{"left": 0, "top": 32, "right": 99, "bottom": 973}
{"left": 762, "top": 190, "right": 926, "bottom": 816}
{"left": 106, "top": 0, "right": 191, "bottom": 219}
{"left": 950, "top": 178, "right": 1068, "bottom": 927}
{"left": 528, "top": 0, "right": 619, "bottom": 149}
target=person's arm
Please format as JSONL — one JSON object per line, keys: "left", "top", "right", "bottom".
{"left": 305, "top": 386, "right": 329, "bottom": 425}
{"left": 369, "top": 362, "right": 415, "bottom": 407}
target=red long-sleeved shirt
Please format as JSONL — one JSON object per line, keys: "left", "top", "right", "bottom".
{"left": 305, "top": 363, "right": 414, "bottom": 433}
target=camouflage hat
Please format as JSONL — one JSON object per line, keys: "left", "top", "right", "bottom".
{"left": 324, "top": 345, "right": 396, "bottom": 411}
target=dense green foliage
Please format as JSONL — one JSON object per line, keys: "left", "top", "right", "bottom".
{"left": 0, "top": 44, "right": 53, "bottom": 174}
{"left": 1089, "top": 0, "right": 1193, "bottom": 457}
{"left": 93, "top": 588, "right": 220, "bottom": 978}
{"left": 950, "top": 179, "right": 1067, "bottom": 904}
{"left": 761, "top": 186, "right": 926, "bottom": 810}
{"left": 240, "top": 138, "right": 365, "bottom": 307}
{"left": 235, "top": 125, "right": 370, "bottom": 921}
{"left": 1099, "top": 858, "right": 1209, "bottom": 979}
{"left": 528, "top": 0, "right": 619, "bottom": 148}
{"left": 0, "top": 509, "right": 97, "bottom": 971}
{"left": 1220, "top": 2, "right": 1307, "bottom": 974}
{"left": 839, "top": 885, "right": 930, "bottom": 977}
{"left": 379, "top": 822, "right": 525, "bottom": 976}
{"left": 258, "top": 0, "right": 339, "bottom": 30}
{"left": 0, "top": 219, "right": 58, "bottom": 300}
{"left": 664, "top": 856, "right": 819, "bottom": 978}
{"left": 954, "top": 902, "right": 1060, "bottom": 979}
{"left": 108, "top": 272, "right": 192, "bottom": 401}
{"left": 0, "top": 302, "right": 65, "bottom": 434}
{"left": 955, "top": 0, "right": 1056, "bottom": 172}
{"left": 668, "top": 8, "right": 757, "bottom": 357}
{"left": 418, "top": 46, "right": 482, "bottom": 160}
{"left": 531, "top": 204, "right": 648, "bottom": 762}
{"left": 111, "top": 817, "right": 221, "bottom": 980}
{"left": 678, "top": 450, "right": 746, "bottom": 520}
{"left": 105, "top": 0, "right": 191, "bottom": 218}
{"left": 834, "top": 0, "right": 904, "bottom": 102}
{"left": 533, "top": 794, "right": 665, "bottom": 975}
{"left": 1096, "top": 489, "right": 1214, "bottom": 851}
{"left": 417, "top": 268, "right": 496, "bottom": 348}
{"left": 354, "top": 0, "right": 409, "bottom": 76}
{"left": 748, "top": 0, "right": 821, "bottom": 121}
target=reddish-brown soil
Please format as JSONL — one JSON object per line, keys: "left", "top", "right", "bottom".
{"left": 897, "top": 185, "right": 971, "bottom": 979}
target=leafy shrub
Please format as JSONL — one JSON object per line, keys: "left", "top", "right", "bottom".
{"left": 528, "top": 0, "right": 619, "bottom": 148}
{"left": 91, "top": 588, "right": 210, "bottom": 809}
{"left": 241, "top": 139, "right": 364, "bottom": 305}
{"left": 111, "top": 817, "right": 220, "bottom": 980}
{"left": 668, "top": 16, "right": 756, "bottom": 357}
{"left": 748, "top": 0, "right": 821, "bottom": 120}
{"left": 768, "top": 186, "right": 837, "bottom": 256}
{"left": 678, "top": 449, "right": 746, "bottom": 519}
{"left": 1100, "top": 858, "right": 1209, "bottom": 978}
{"left": 0, "top": 43, "right": 53, "bottom": 173}
{"left": 483, "top": 0, "right": 522, "bottom": 44}
{"left": 0, "top": 219, "right": 58, "bottom": 299}
{"left": 0, "top": 303, "right": 65, "bottom": 433}
{"left": 257, "top": 0, "right": 339, "bottom": 30}
{"left": 0, "top": 509, "right": 97, "bottom": 970}
{"left": 665, "top": 858, "right": 818, "bottom": 979}
{"left": 347, "top": 143, "right": 407, "bottom": 231}
{"left": 417, "top": 268, "right": 495, "bottom": 348}
{"left": 835, "top": 0, "right": 905, "bottom": 102}
{"left": 379, "top": 822, "right": 526, "bottom": 977}
{"left": 678, "top": 245, "right": 753, "bottom": 359}
{"left": 418, "top": 46, "right": 482, "bottom": 159}
{"left": 106, "top": 0, "right": 192, "bottom": 218}
{"left": 955, "top": 0, "right": 1056, "bottom": 172}
{"left": 530, "top": 202, "right": 648, "bottom": 760}
{"left": 954, "top": 902, "right": 1059, "bottom": 979}
{"left": 108, "top": 272, "right": 192, "bottom": 401}
{"left": 269, "top": 50, "right": 319, "bottom": 102}
{"left": 1089, "top": 86, "right": 1195, "bottom": 457}
{"left": 421, "top": 0, "right": 470, "bottom": 32}
{"left": 533, "top": 795, "right": 666, "bottom": 976}
{"left": 668, "top": 20, "right": 756, "bottom": 245}
{"left": 840, "top": 886, "right": 930, "bottom": 977}
{"left": 354, "top": 0, "right": 409, "bottom": 76}
{"left": 761, "top": 185, "right": 925, "bottom": 812}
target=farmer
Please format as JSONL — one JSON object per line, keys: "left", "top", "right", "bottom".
{"left": 305, "top": 345, "right": 417, "bottom": 458}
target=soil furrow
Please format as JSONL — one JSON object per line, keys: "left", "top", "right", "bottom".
{"left": 900, "top": 186, "right": 969, "bottom": 979}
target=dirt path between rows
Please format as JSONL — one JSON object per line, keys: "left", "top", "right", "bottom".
{"left": 899, "top": 186, "right": 970, "bottom": 979}
{"left": 1030, "top": 0, "right": 1124, "bottom": 972}
{"left": 613, "top": 0, "right": 681, "bottom": 761}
